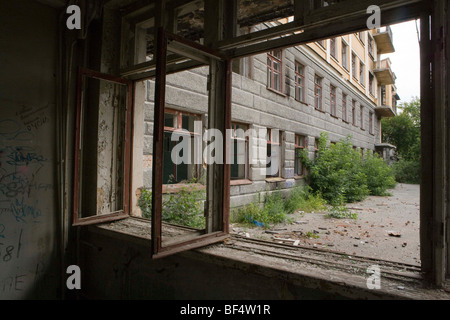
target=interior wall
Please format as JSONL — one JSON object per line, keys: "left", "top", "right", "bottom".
{"left": 0, "top": 0, "right": 60, "bottom": 299}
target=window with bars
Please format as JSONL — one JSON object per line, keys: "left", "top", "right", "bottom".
{"left": 294, "top": 135, "right": 306, "bottom": 177}
{"left": 267, "top": 50, "right": 283, "bottom": 92}
{"left": 314, "top": 75, "right": 323, "bottom": 110}
{"left": 295, "top": 61, "right": 305, "bottom": 102}
{"left": 330, "top": 85, "right": 337, "bottom": 116}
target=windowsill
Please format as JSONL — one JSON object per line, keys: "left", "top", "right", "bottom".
{"left": 330, "top": 114, "right": 339, "bottom": 119}
{"left": 266, "top": 86, "right": 287, "bottom": 97}
{"left": 315, "top": 107, "right": 326, "bottom": 113}
{"left": 230, "top": 179, "right": 253, "bottom": 186}
{"left": 361, "top": 128, "right": 366, "bottom": 131}
{"left": 293, "top": 175, "right": 305, "bottom": 180}
{"left": 265, "top": 177, "right": 285, "bottom": 183}
{"left": 342, "top": 119, "right": 350, "bottom": 124}
{"left": 86, "top": 217, "right": 450, "bottom": 300}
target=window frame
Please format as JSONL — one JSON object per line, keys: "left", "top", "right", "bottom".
{"left": 330, "top": 37, "right": 338, "bottom": 60}
{"left": 314, "top": 75, "right": 323, "bottom": 111}
{"left": 330, "top": 85, "right": 337, "bottom": 117}
{"left": 351, "top": 52, "right": 358, "bottom": 81}
{"left": 294, "top": 61, "right": 305, "bottom": 103}
{"left": 342, "top": 93, "right": 348, "bottom": 122}
{"left": 230, "top": 122, "right": 249, "bottom": 181}
{"left": 294, "top": 135, "right": 306, "bottom": 177}
{"left": 72, "top": 67, "right": 133, "bottom": 226}
{"left": 352, "top": 100, "right": 357, "bottom": 126}
{"left": 266, "top": 128, "right": 282, "bottom": 178}
{"left": 341, "top": 41, "right": 349, "bottom": 70}
{"left": 267, "top": 49, "right": 283, "bottom": 93}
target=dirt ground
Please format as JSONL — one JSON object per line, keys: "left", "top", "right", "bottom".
{"left": 230, "top": 183, "right": 421, "bottom": 266}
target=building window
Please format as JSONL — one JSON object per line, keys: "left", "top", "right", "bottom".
{"left": 163, "top": 109, "right": 202, "bottom": 184}
{"left": 231, "top": 123, "right": 249, "bottom": 180}
{"left": 358, "top": 31, "right": 365, "bottom": 44}
{"left": 368, "top": 35, "right": 375, "bottom": 59}
{"left": 266, "top": 128, "right": 281, "bottom": 178}
{"left": 352, "top": 100, "right": 357, "bottom": 126}
{"left": 314, "top": 137, "right": 319, "bottom": 158}
{"left": 314, "top": 75, "right": 323, "bottom": 110}
{"left": 330, "top": 38, "right": 337, "bottom": 59}
{"left": 294, "top": 135, "right": 306, "bottom": 177}
{"left": 317, "top": 40, "right": 326, "bottom": 49}
{"left": 369, "top": 112, "right": 374, "bottom": 135}
{"left": 330, "top": 85, "right": 337, "bottom": 116}
{"left": 342, "top": 93, "right": 348, "bottom": 122}
{"left": 369, "top": 72, "right": 375, "bottom": 96}
{"left": 352, "top": 53, "right": 357, "bottom": 80}
{"left": 359, "top": 62, "right": 365, "bottom": 85}
{"left": 381, "top": 85, "right": 387, "bottom": 105}
{"left": 267, "top": 49, "right": 283, "bottom": 92}
{"left": 342, "top": 42, "right": 349, "bottom": 70}
{"left": 360, "top": 106, "right": 364, "bottom": 129}
{"left": 295, "top": 61, "right": 305, "bottom": 102}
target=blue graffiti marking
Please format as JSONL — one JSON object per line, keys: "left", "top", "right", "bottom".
{"left": 9, "top": 197, "right": 42, "bottom": 223}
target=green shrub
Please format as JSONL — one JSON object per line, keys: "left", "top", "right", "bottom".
{"left": 362, "top": 150, "right": 396, "bottom": 196}
{"left": 284, "top": 187, "right": 326, "bottom": 214}
{"left": 302, "top": 132, "right": 369, "bottom": 205}
{"left": 163, "top": 187, "right": 206, "bottom": 229}
{"left": 137, "top": 186, "right": 206, "bottom": 229}
{"left": 392, "top": 158, "right": 421, "bottom": 184}
{"left": 302, "top": 132, "right": 396, "bottom": 205}
{"left": 138, "top": 188, "right": 152, "bottom": 219}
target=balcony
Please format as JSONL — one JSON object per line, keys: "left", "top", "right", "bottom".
{"left": 374, "top": 58, "right": 396, "bottom": 85}
{"left": 373, "top": 26, "right": 395, "bottom": 54}
{"left": 375, "top": 106, "right": 396, "bottom": 118}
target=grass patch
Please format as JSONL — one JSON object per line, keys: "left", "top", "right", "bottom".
{"left": 326, "top": 205, "right": 358, "bottom": 220}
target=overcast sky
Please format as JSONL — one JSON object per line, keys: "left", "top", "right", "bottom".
{"left": 381, "top": 20, "right": 421, "bottom": 105}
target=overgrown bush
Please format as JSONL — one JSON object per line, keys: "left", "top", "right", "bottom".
{"left": 301, "top": 132, "right": 395, "bottom": 205}
{"left": 326, "top": 205, "right": 358, "bottom": 220}
{"left": 284, "top": 186, "right": 326, "bottom": 214}
{"left": 301, "top": 132, "right": 369, "bottom": 205}
{"left": 163, "top": 187, "right": 206, "bottom": 228}
{"left": 138, "top": 186, "right": 206, "bottom": 229}
{"left": 362, "top": 150, "right": 396, "bottom": 196}
{"left": 392, "top": 158, "right": 421, "bottom": 184}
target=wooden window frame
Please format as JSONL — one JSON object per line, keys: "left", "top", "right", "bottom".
{"left": 294, "top": 61, "right": 305, "bottom": 102}
{"left": 330, "top": 85, "right": 337, "bottom": 117}
{"left": 150, "top": 28, "right": 231, "bottom": 259}
{"left": 267, "top": 49, "right": 283, "bottom": 93}
{"left": 230, "top": 122, "right": 249, "bottom": 181}
{"left": 72, "top": 68, "right": 133, "bottom": 226}
{"left": 342, "top": 41, "right": 349, "bottom": 70}
{"left": 314, "top": 75, "right": 323, "bottom": 111}
{"left": 266, "top": 128, "right": 281, "bottom": 178}
{"left": 352, "top": 52, "right": 358, "bottom": 81}
{"left": 342, "top": 93, "right": 348, "bottom": 122}
{"left": 294, "top": 135, "right": 306, "bottom": 177}
{"left": 352, "top": 100, "right": 357, "bottom": 126}
{"left": 330, "top": 37, "right": 337, "bottom": 60}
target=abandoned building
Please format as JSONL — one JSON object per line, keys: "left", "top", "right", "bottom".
{"left": 1, "top": 0, "right": 450, "bottom": 301}
{"left": 138, "top": 25, "right": 401, "bottom": 211}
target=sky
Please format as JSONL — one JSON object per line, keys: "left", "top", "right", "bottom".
{"left": 381, "top": 20, "right": 421, "bottom": 105}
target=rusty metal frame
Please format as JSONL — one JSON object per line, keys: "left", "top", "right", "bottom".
{"left": 73, "top": 67, "right": 133, "bottom": 226}
{"left": 151, "top": 28, "right": 231, "bottom": 259}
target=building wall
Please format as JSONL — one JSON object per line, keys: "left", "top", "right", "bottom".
{"left": 139, "top": 35, "right": 381, "bottom": 211}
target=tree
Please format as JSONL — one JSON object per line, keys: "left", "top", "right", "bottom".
{"left": 381, "top": 97, "right": 421, "bottom": 183}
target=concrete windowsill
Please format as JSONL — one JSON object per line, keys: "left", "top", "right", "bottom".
{"left": 293, "top": 175, "right": 305, "bottom": 180}
{"left": 87, "top": 217, "right": 450, "bottom": 300}
{"left": 230, "top": 179, "right": 253, "bottom": 186}
{"left": 265, "top": 177, "right": 286, "bottom": 183}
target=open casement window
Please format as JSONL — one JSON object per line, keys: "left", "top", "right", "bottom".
{"left": 151, "top": 28, "right": 231, "bottom": 259}
{"left": 73, "top": 68, "right": 133, "bottom": 226}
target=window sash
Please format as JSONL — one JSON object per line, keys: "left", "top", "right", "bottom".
{"left": 295, "top": 62, "right": 305, "bottom": 102}
{"left": 267, "top": 50, "right": 283, "bottom": 92}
